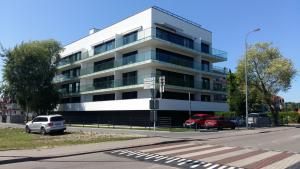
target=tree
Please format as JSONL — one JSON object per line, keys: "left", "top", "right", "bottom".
{"left": 236, "top": 42, "right": 296, "bottom": 126}
{"left": 227, "top": 70, "right": 245, "bottom": 116}
{"left": 0, "top": 40, "right": 62, "bottom": 116}
{"left": 227, "top": 70, "right": 263, "bottom": 116}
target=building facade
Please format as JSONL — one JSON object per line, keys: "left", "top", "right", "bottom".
{"left": 54, "top": 6, "right": 229, "bottom": 126}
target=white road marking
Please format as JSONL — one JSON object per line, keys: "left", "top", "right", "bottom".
{"left": 165, "top": 157, "right": 180, "bottom": 163}
{"left": 178, "top": 147, "right": 234, "bottom": 158}
{"left": 207, "top": 164, "right": 220, "bottom": 169}
{"left": 158, "top": 145, "right": 214, "bottom": 155}
{"left": 217, "top": 166, "right": 228, "bottom": 169}
{"left": 140, "top": 143, "right": 194, "bottom": 152}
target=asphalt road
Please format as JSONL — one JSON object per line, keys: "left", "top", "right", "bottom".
{"left": 0, "top": 151, "right": 176, "bottom": 169}
{"left": 1, "top": 123, "right": 300, "bottom": 169}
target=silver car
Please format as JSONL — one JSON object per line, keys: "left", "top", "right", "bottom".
{"left": 25, "top": 115, "right": 66, "bottom": 135}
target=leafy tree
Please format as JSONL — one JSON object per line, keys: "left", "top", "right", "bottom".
{"left": 236, "top": 42, "right": 296, "bottom": 126}
{"left": 227, "top": 70, "right": 245, "bottom": 116}
{"left": 0, "top": 40, "right": 62, "bottom": 116}
{"left": 227, "top": 70, "right": 263, "bottom": 116}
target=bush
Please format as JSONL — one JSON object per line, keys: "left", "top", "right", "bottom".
{"left": 267, "top": 111, "right": 300, "bottom": 124}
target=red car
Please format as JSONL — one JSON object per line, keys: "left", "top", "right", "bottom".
{"left": 184, "top": 114, "right": 212, "bottom": 128}
{"left": 204, "top": 116, "right": 236, "bottom": 130}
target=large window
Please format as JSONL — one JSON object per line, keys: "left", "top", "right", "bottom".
{"left": 94, "top": 58, "right": 114, "bottom": 72}
{"left": 62, "top": 67, "right": 80, "bottom": 78}
{"left": 201, "top": 95, "right": 211, "bottom": 102}
{"left": 156, "top": 48, "right": 193, "bottom": 68}
{"left": 214, "top": 94, "right": 227, "bottom": 102}
{"left": 201, "top": 60, "right": 210, "bottom": 72}
{"left": 122, "top": 71, "right": 137, "bottom": 86}
{"left": 93, "top": 93, "right": 115, "bottom": 101}
{"left": 156, "top": 27, "right": 194, "bottom": 49}
{"left": 94, "top": 39, "right": 115, "bottom": 55}
{"left": 157, "top": 91, "right": 194, "bottom": 100}
{"left": 60, "top": 82, "right": 80, "bottom": 94}
{"left": 93, "top": 76, "right": 114, "bottom": 89}
{"left": 202, "top": 77, "right": 210, "bottom": 90}
{"left": 123, "top": 31, "right": 138, "bottom": 45}
{"left": 59, "top": 52, "right": 81, "bottom": 65}
{"left": 201, "top": 43, "right": 210, "bottom": 54}
{"left": 122, "top": 91, "right": 137, "bottom": 99}
{"left": 122, "top": 51, "right": 137, "bottom": 65}
{"left": 156, "top": 69, "right": 194, "bottom": 88}
{"left": 59, "top": 97, "right": 81, "bottom": 103}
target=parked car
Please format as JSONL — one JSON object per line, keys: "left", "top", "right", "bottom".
{"left": 184, "top": 114, "right": 212, "bottom": 128}
{"left": 230, "top": 117, "right": 246, "bottom": 127}
{"left": 248, "top": 113, "right": 272, "bottom": 127}
{"left": 25, "top": 114, "right": 66, "bottom": 135}
{"left": 205, "top": 116, "right": 236, "bottom": 130}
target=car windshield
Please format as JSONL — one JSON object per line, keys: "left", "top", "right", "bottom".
{"left": 50, "top": 116, "right": 64, "bottom": 121}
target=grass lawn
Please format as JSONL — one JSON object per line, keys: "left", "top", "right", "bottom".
{"left": 0, "top": 128, "right": 143, "bottom": 150}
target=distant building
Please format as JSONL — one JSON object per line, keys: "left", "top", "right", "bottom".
{"left": 54, "top": 6, "right": 228, "bottom": 125}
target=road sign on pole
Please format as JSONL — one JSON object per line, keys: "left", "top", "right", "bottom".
{"left": 159, "top": 76, "right": 165, "bottom": 99}
{"left": 144, "top": 77, "right": 155, "bottom": 89}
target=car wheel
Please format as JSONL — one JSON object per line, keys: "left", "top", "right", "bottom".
{"left": 217, "top": 126, "right": 223, "bottom": 130}
{"left": 40, "top": 127, "right": 47, "bottom": 135}
{"left": 231, "top": 126, "right": 236, "bottom": 130}
{"left": 25, "top": 126, "right": 31, "bottom": 133}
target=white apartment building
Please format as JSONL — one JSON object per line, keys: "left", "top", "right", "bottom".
{"left": 54, "top": 6, "right": 229, "bottom": 126}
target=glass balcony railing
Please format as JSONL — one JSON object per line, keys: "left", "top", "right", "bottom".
{"left": 57, "top": 27, "right": 227, "bottom": 67}
{"left": 80, "top": 76, "right": 145, "bottom": 92}
{"left": 58, "top": 88, "right": 80, "bottom": 96}
{"left": 53, "top": 75, "right": 79, "bottom": 83}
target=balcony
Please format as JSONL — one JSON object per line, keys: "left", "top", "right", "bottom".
{"left": 58, "top": 88, "right": 80, "bottom": 96}
{"left": 80, "top": 76, "right": 143, "bottom": 93}
{"left": 57, "top": 27, "right": 227, "bottom": 68}
{"left": 53, "top": 75, "right": 79, "bottom": 83}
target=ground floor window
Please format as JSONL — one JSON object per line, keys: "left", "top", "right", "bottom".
{"left": 93, "top": 93, "right": 115, "bottom": 101}
{"left": 201, "top": 95, "right": 211, "bottom": 102}
{"left": 122, "top": 91, "right": 137, "bottom": 99}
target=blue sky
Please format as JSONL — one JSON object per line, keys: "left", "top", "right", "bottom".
{"left": 0, "top": 0, "right": 299, "bottom": 102}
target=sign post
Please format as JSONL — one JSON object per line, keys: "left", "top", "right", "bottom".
{"left": 159, "top": 76, "right": 165, "bottom": 99}
{"left": 144, "top": 77, "right": 156, "bottom": 131}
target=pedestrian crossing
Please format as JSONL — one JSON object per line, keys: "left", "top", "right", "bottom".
{"left": 108, "top": 141, "right": 300, "bottom": 169}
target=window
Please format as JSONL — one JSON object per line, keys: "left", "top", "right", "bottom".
{"left": 94, "top": 58, "right": 114, "bottom": 72}
{"left": 40, "top": 117, "right": 48, "bottom": 122}
{"left": 201, "top": 60, "right": 210, "bottom": 72}
{"left": 201, "top": 95, "right": 211, "bottom": 102}
{"left": 123, "top": 31, "right": 138, "bottom": 45}
{"left": 157, "top": 91, "right": 194, "bottom": 100}
{"left": 156, "top": 48, "right": 193, "bottom": 68}
{"left": 94, "top": 39, "right": 115, "bottom": 55}
{"left": 214, "top": 94, "right": 227, "bottom": 102}
{"left": 122, "top": 91, "right": 137, "bottom": 99}
{"left": 93, "top": 93, "right": 115, "bottom": 101}
{"left": 202, "top": 77, "right": 210, "bottom": 90}
{"left": 122, "top": 71, "right": 137, "bottom": 86}
{"left": 59, "top": 52, "right": 81, "bottom": 66}
{"left": 70, "top": 97, "right": 81, "bottom": 103}
{"left": 156, "top": 27, "right": 194, "bottom": 49}
{"left": 62, "top": 67, "right": 80, "bottom": 78}
{"left": 156, "top": 69, "right": 194, "bottom": 88}
{"left": 201, "top": 43, "right": 210, "bottom": 54}
{"left": 93, "top": 76, "right": 114, "bottom": 89}
{"left": 122, "top": 51, "right": 137, "bottom": 65}
{"left": 50, "top": 116, "right": 64, "bottom": 122}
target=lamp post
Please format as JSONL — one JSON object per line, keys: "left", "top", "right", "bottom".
{"left": 245, "top": 28, "right": 260, "bottom": 129}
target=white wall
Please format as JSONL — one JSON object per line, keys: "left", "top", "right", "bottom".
{"left": 61, "top": 8, "right": 153, "bottom": 58}
{"left": 57, "top": 99, "right": 228, "bottom": 112}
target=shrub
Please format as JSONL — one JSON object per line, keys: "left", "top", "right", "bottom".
{"left": 267, "top": 111, "right": 300, "bottom": 124}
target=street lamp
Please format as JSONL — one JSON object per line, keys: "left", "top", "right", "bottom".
{"left": 245, "top": 28, "right": 260, "bottom": 129}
